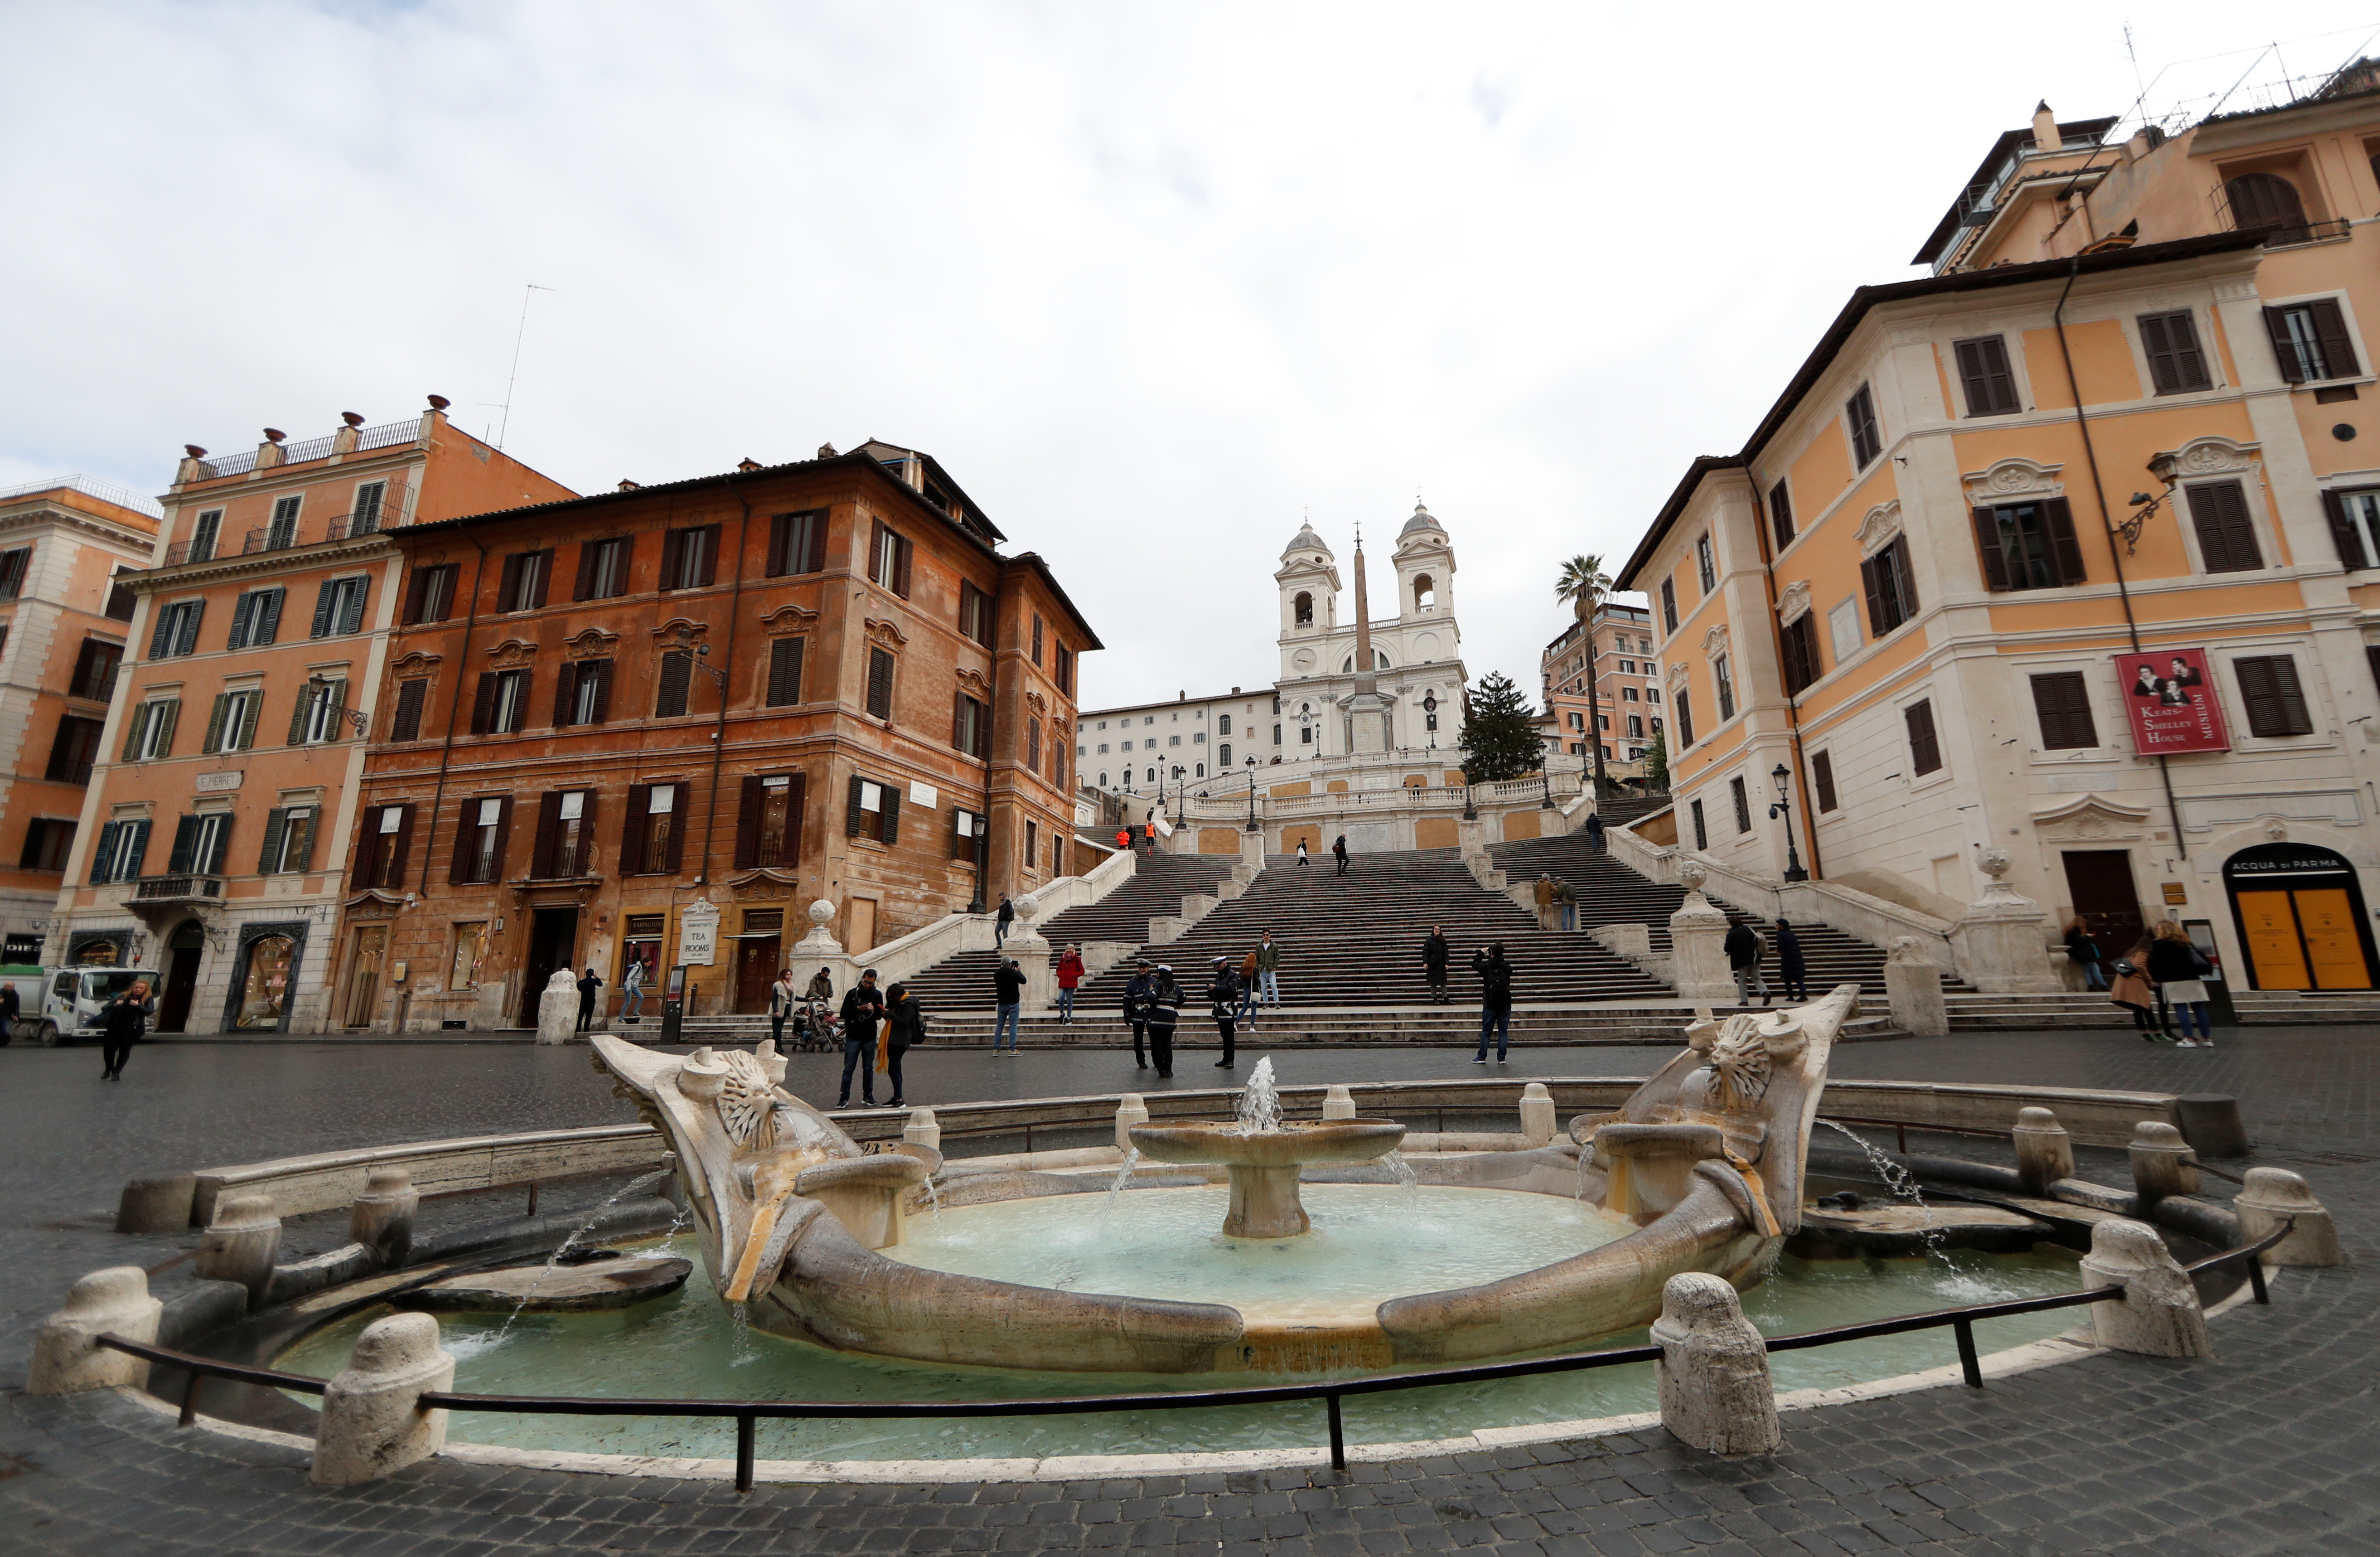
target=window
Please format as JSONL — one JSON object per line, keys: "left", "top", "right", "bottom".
{"left": 1567, "top": 711, "right": 1584, "bottom": 730}
{"left": 553, "top": 660, "right": 613, "bottom": 727}
{"left": 455, "top": 800, "right": 516, "bottom": 885}
{"left": 2226, "top": 171, "right": 2310, "bottom": 239}
{"left": 1645, "top": 687, "right": 1660, "bottom": 704}
{"left": 532, "top": 791, "right": 593, "bottom": 878}
{"left": 1167, "top": 734, "right": 1181, "bottom": 747}
{"left": 68, "top": 639, "right": 122, "bottom": 702}
{"left": 355, "top": 804, "right": 413, "bottom": 890}
{"left": 471, "top": 669, "right": 530, "bottom": 735}
{"left": 89, "top": 818, "right": 151, "bottom": 884}
{"left": 1860, "top": 535, "right": 1919, "bottom": 636}
{"left": 1846, "top": 383, "right": 1882, "bottom": 466}
{"left": 188, "top": 510, "right": 222, "bottom": 563}
{"left": 44, "top": 716, "right": 104, "bottom": 783}
{"left": 1121, "top": 739, "right": 1132, "bottom": 751}
{"left": 105, "top": 570, "right": 135, "bottom": 621}
{"left": 953, "top": 693, "right": 989, "bottom": 758}
{"left": 765, "top": 637, "right": 805, "bottom": 706}
{"left": 450, "top": 924, "right": 489, "bottom": 992}
{"left": 498, "top": 548, "right": 552, "bottom": 611}
{"left": 1905, "top": 699, "right": 1942, "bottom": 776}
{"left": 2029, "top": 672, "right": 2097, "bottom": 749}
{"left": 1028, "top": 715, "right": 1044, "bottom": 772}
{"left": 866, "top": 520, "right": 913, "bottom": 598}
{"left": 403, "top": 564, "right": 458, "bottom": 625}
{"left": 227, "top": 587, "right": 285, "bottom": 648}
{"left": 1293, "top": 591, "right": 1314, "bottom": 626}
{"left": 765, "top": 510, "right": 827, "bottom": 577}
{"left": 1730, "top": 775, "right": 1751, "bottom": 833}
{"left": 847, "top": 776, "right": 901, "bottom": 844}
{"left": 1054, "top": 645, "right": 1074, "bottom": 695}
{"left": 1689, "top": 798, "right": 1707, "bottom": 850}
{"left": 266, "top": 495, "right": 301, "bottom": 549}
{"left": 0, "top": 547, "right": 26, "bottom": 599}
{"left": 1218, "top": 713, "right": 1232, "bottom": 736}
{"left": 959, "top": 580, "right": 995, "bottom": 647}
{"left": 575, "top": 537, "right": 633, "bottom": 600}
{"left": 310, "top": 576, "right": 368, "bottom": 637}
{"left": 1674, "top": 690, "right": 1695, "bottom": 748}
{"left": 952, "top": 808, "right": 982, "bottom": 862}
{"left": 1272, "top": 723, "right": 1282, "bottom": 743}
{"left": 202, "top": 689, "right": 261, "bottom": 754}
{"left": 1974, "top": 499, "right": 2086, "bottom": 591}
{"left": 1414, "top": 573, "right": 1435, "bottom": 610}
{"left": 388, "top": 680, "right": 427, "bottom": 742}
{"left": 1626, "top": 714, "right": 1643, "bottom": 738}
{"left": 2323, "top": 489, "right": 2380, "bottom": 570}
{"left": 1219, "top": 742, "right": 1232, "bottom": 765}
{"left": 148, "top": 600, "right": 204, "bottom": 659}
{"left": 736, "top": 772, "right": 805, "bottom": 869}
{"left": 1812, "top": 750, "right": 1837, "bottom": 812}
{"left": 1780, "top": 613, "right": 1820, "bottom": 695}
{"left": 655, "top": 650, "right": 694, "bottom": 718}
{"left": 166, "top": 812, "right": 233, "bottom": 876}
{"left": 19, "top": 817, "right": 73, "bottom": 872}
{"left": 660, "top": 526, "right": 720, "bottom": 592}
{"left": 122, "top": 698, "right": 178, "bottom": 761}
{"left": 1300, "top": 724, "right": 1313, "bottom": 744}
{"left": 2139, "top": 311, "right": 2212, "bottom": 393}
{"left": 2183, "top": 482, "right": 2265, "bottom": 573}
{"left": 2233, "top": 655, "right": 2313, "bottom": 737}
{"left": 260, "top": 805, "right": 315, "bottom": 874}
{"left": 350, "top": 481, "right": 386, "bottom": 534}
{"left": 1031, "top": 614, "right": 1044, "bottom": 665}
{"left": 1025, "top": 819, "right": 1039, "bottom": 866}
{"left": 1953, "top": 336, "right": 2021, "bottom": 416}
{"left": 622, "top": 783, "right": 683, "bottom": 875}
{"left": 290, "top": 678, "right": 348, "bottom": 745}
{"left": 865, "top": 647, "right": 895, "bottom": 720}
{"left": 1713, "top": 655, "right": 1735, "bottom": 721}
{"left": 2263, "top": 299, "right": 2360, "bottom": 384}
{"left": 1695, "top": 534, "right": 1716, "bottom": 593}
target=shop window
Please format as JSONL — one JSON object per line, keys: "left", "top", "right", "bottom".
{"left": 232, "top": 934, "right": 297, "bottom": 1030}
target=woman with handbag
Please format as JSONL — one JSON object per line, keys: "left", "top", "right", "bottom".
{"left": 2148, "top": 922, "right": 2215, "bottom": 1048}
{"left": 881, "top": 981, "right": 926, "bottom": 1108}
{"left": 2107, "top": 943, "right": 2163, "bottom": 1039}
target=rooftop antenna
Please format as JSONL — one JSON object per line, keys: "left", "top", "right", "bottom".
{"left": 2124, "top": 23, "right": 2147, "bottom": 99}
{"left": 495, "top": 283, "right": 556, "bottom": 450}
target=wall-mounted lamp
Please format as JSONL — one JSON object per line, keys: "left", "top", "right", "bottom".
{"left": 2117, "top": 451, "right": 2185, "bottom": 555}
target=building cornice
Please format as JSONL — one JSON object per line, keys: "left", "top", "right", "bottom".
{"left": 128, "top": 533, "right": 399, "bottom": 593}
{"left": 0, "top": 505, "right": 160, "bottom": 553}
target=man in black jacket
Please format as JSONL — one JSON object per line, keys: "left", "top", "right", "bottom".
{"left": 992, "top": 958, "right": 1026, "bottom": 1054}
{"left": 837, "top": 971, "right": 886, "bottom": 1107}
{"left": 99, "top": 980, "right": 150, "bottom": 1082}
{"left": 1123, "top": 959, "right": 1154, "bottom": 1068}
{"left": 1471, "top": 945, "right": 1513, "bottom": 1063}
{"left": 1724, "top": 921, "right": 1769, "bottom": 1007}
{"left": 994, "top": 894, "right": 1015, "bottom": 948}
{"left": 1205, "top": 956, "right": 1240, "bottom": 1069}
{"left": 1423, "top": 926, "right": 1450, "bottom": 1004}
{"left": 1144, "top": 964, "right": 1183, "bottom": 1078}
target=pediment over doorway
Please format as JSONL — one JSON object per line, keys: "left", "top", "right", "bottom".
{"left": 2032, "top": 795, "right": 2154, "bottom": 844}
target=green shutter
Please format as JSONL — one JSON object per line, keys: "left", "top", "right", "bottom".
{"left": 152, "top": 700, "right": 176, "bottom": 759}
{"left": 201, "top": 694, "right": 227, "bottom": 754}
{"left": 258, "top": 808, "right": 288, "bottom": 873}
{"left": 121, "top": 702, "right": 150, "bottom": 761}
{"left": 238, "top": 690, "right": 262, "bottom": 751}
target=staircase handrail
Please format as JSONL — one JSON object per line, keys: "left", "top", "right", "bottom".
{"left": 851, "top": 846, "right": 1142, "bottom": 987}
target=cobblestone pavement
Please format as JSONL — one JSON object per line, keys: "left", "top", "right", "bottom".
{"left": 2, "top": 1027, "right": 2375, "bottom": 1554}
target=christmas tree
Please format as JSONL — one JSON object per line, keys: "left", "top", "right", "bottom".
{"left": 1456, "top": 671, "right": 1543, "bottom": 784}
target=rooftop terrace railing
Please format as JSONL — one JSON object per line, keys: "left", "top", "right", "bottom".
{"left": 0, "top": 474, "right": 166, "bottom": 519}
{"left": 192, "top": 420, "right": 422, "bottom": 482}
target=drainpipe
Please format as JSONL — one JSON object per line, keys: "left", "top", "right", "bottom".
{"left": 694, "top": 477, "right": 752, "bottom": 889}
{"left": 1746, "top": 485, "right": 1825, "bottom": 883}
{"left": 973, "top": 567, "right": 1002, "bottom": 915}
{"left": 416, "top": 535, "right": 490, "bottom": 893}
{"left": 2052, "top": 257, "right": 2188, "bottom": 860}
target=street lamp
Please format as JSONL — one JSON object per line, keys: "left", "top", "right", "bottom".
{"left": 302, "top": 677, "right": 369, "bottom": 738}
{"left": 1244, "top": 755, "right": 1260, "bottom": 833}
{"left": 1767, "top": 762, "right": 1809, "bottom": 883}
{"left": 1422, "top": 690, "right": 1437, "bottom": 750}
{"left": 2115, "top": 450, "right": 2183, "bottom": 555}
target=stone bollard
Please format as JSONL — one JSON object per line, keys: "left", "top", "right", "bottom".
{"left": 116, "top": 1172, "right": 197, "bottom": 1234}
{"left": 1883, "top": 939, "right": 1948, "bottom": 1037}
{"left": 535, "top": 969, "right": 580, "bottom": 1044}
{"left": 310, "top": 1312, "right": 456, "bottom": 1486}
{"left": 2011, "top": 1107, "right": 2075, "bottom": 1196}
{"left": 195, "top": 1192, "right": 282, "bottom": 1306}
{"left": 1116, "top": 1093, "right": 1149, "bottom": 1153}
{"left": 27, "top": 1268, "right": 163, "bottom": 1395}
{"left": 1666, "top": 866, "right": 1733, "bottom": 1003}
{"left": 1519, "top": 1082, "right": 1556, "bottom": 1146}
{"left": 348, "top": 1167, "right": 420, "bottom": 1269}
{"left": 2233, "top": 1168, "right": 2343, "bottom": 1267}
{"left": 2128, "top": 1122, "right": 2200, "bottom": 1205}
{"left": 1651, "top": 1272, "right": 1781, "bottom": 1455}
{"left": 904, "top": 1107, "right": 942, "bottom": 1152}
{"left": 2080, "top": 1218, "right": 2211, "bottom": 1357}
{"left": 2175, "top": 1094, "right": 2250, "bottom": 1159}
{"left": 1321, "top": 1085, "right": 1355, "bottom": 1121}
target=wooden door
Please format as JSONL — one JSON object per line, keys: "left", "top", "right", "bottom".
{"left": 736, "top": 937, "right": 781, "bottom": 1013}
{"left": 2061, "top": 850, "right": 2145, "bottom": 954}
{"left": 342, "top": 926, "right": 387, "bottom": 1028}
{"left": 158, "top": 947, "right": 200, "bottom": 1033}
{"left": 2236, "top": 890, "right": 2311, "bottom": 988}
{"left": 2296, "top": 889, "right": 2371, "bottom": 989}
{"left": 845, "top": 898, "right": 876, "bottom": 955}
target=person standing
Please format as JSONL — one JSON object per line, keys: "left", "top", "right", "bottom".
{"left": 576, "top": 966, "right": 605, "bottom": 1033}
{"left": 1055, "top": 943, "right": 1084, "bottom": 1024}
{"left": 991, "top": 958, "right": 1026, "bottom": 1054}
{"left": 2109, "top": 947, "right": 2162, "bottom": 1038}
{"left": 1773, "top": 919, "right": 1807, "bottom": 1003}
{"left": 1471, "top": 945, "right": 1513, "bottom": 1063}
{"left": 1124, "top": 958, "right": 1155, "bottom": 1068}
{"left": 769, "top": 967, "right": 799, "bottom": 1048}
{"left": 620, "top": 955, "right": 648, "bottom": 1023}
{"left": 1723, "top": 919, "right": 1768, "bottom": 1007}
{"left": 1332, "top": 834, "right": 1349, "bottom": 876}
{"left": 1533, "top": 873, "right": 1556, "bottom": 931}
{"left": 2149, "top": 921, "right": 2215, "bottom": 1047}
{"left": 1295, "top": 839, "right": 1311, "bottom": 868}
{"left": 837, "top": 971, "right": 886, "bottom": 1106}
{"left": 1584, "top": 810, "right": 1606, "bottom": 854}
{"left": 1205, "top": 956, "right": 1241, "bottom": 1068}
{"left": 1555, "top": 879, "right": 1577, "bottom": 932}
{"left": 1144, "top": 964, "right": 1182, "bottom": 1078}
{"left": 98, "top": 979, "right": 149, "bottom": 1081}
{"left": 1254, "top": 931, "right": 1282, "bottom": 1008}
{"left": 2063, "top": 918, "right": 2107, "bottom": 992}
{"left": 0, "top": 979, "right": 18, "bottom": 1042}
{"left": 1115, "top": 827, "right": 1132, "bottom": 855}
{"left": 1423, "top": 925, "right": 1450, "bottom": 1004}
{"left": 882, "top": 982, "right": 924, "bottom": 1107}
{"left": 994, "top": 894, "right": 1015, "bottom": 949}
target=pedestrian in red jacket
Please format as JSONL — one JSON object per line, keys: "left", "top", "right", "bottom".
{"left": 1055, "top": 943, "right": 1085, "bottom": 1024}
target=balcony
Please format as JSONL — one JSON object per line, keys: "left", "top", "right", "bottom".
{"left": 163, "top": 480, "right": 411, "bottom": 565}
{"left": 125, "top": 874, "right": 226, "bottom": 922}
{"left": 2255, "top": 218, "right": 2352, "bottom": 249}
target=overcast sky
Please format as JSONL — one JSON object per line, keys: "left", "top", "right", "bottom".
{"left": 5, "top": 2, "right": 2373, "bottom": 708}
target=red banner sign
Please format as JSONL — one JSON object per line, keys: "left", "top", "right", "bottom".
{"left": 2115, "top": 648, "right": 2230, "bottom": 755}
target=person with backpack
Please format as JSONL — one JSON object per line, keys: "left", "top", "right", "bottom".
{"left": 98, "top": 980, "right": 149, "bottom": 1082}
{"left": 1723, "top": 919, "right": 1768, "bottom": 1006}
{"left": 620, "top": 955, "right": 648, "bottom": 1023}
{"left": 881, "top": 981, "right": 924, "bottom": 1108}
{"left": 1054, "top": 943, "right": 1084, "bottom": 1023}
{"left": 1584, "top": 810, "right": 1606, "bottom": 854}
{"left": 1205, "top": 956, "right": 1241, "bottom": 1068}
{"left": 1422, "top": 925, "right": 1450, "bottom": 1004}
{"left": 2063, "top": 918, "right": 2107, "bottom": 992}
{"left": 1471, "top": 944, "right": 1514, "bottom": 1063}
{"left": 2148, "top": 921, "right": 2215, "bottom": 1047}
{"left": 1144, "top": 964, "right": 1183, "bottom": 1077}
{"left": 1124, "top": 959, "right": 1155, "bottom": 1068}
{"left": 1773, "top": 919, "right": 1807, "bottom": 1003}
{"left": 991, "top": 958, "right": 1026, "bottom": 1054}
{"left": 994, "top": 894, "right": 1015, "bottom": 949}
{"left": 576, "top": 966, "right": 605, "bottom": 1033}
{"left": 1332, "top": 834, "right": 1350, "bottom": 876}
{"left": 1533, "top": 873, "right": 1557, "bottom": 931}
{"left": 836, "top": 971, "right": 886, "bottom": 1107}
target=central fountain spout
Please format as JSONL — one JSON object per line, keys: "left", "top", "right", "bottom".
{"left": 1126, "top": 1060, "right": 1407, "bottom": 1237}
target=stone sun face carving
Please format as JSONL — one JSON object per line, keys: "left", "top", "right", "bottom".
{"left": 1708, "top": 1017, "right": 1774, "bottom": 1113}
{"left": 716, "top": 1051, "right": 783, "bottom": 1154}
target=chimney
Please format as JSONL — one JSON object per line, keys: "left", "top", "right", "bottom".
{"left": 618, "top": 479, "right": 643, "bottom": 492}
{"left": 255, "top": 427, "right": 287, "bottom": 470}
{"left": 736, "top": 458, "right": 763, "bottom": 472}
{"left": 175, "top": 444, "right": 211, "bottom": 485}
{"left": 2032, "top": 101, "right": 2062, "bottom": 153}
{"left": 332, "top": 412, "right": 363, "bottom": 456}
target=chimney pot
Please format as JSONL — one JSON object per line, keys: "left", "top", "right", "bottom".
{"left": 736, "top": 458, "right": 762, "bottom": 472}
{"left": 184, "top": 445, "right": 207, "bottom": 459}
{"left": 817, "top": 443, "right": 839, "bottom": 459}
{"left": 342, "top": 412, "right": 365, "bottom": 427}
{"left": 426, "top": 394, "right": 451, "bottom": 411}
{"left": 263, "top": 428, "right": 286, "bottom": 444}
{"left": 618, "top": 479, "right": 643, "bottom": 491}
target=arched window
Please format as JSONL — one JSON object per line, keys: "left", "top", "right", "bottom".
{"left": 1293, "top": 591, "right": 1314, "bottom": 626}
{"left": 1145, "top": 767, "right": 1155, "bottom": 783}
{"left": 2225, "top": 172, "right": 2308, "bottom": 238}
{"left": 1098, "top": 771, "right": 1108, "bottom": 787}
{"left": 1413, "top": 573, "right": 1434, "bottom": 610}
{"left": 1195, "top": 762, "right": 1205, "bottom": 778}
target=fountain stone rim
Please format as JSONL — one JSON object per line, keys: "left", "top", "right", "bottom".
{"left": 1126, "top": 1117, "right": 1408, "bottom": 1169}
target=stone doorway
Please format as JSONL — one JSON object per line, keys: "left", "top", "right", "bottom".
{"left": 2061, "top": 849, "right": 2144, "bottom": 956}
{"left": 157, "top": 922, "right": 203, "bottom": 1033}
{"left": 342, "top": 925, "right": 387, "bottom": 1029}
{"left": 735, "top": 936, "right": 781, "bottom": 1013}
{"left": 519, "top": 907, "right": 579, "bottom": 1027}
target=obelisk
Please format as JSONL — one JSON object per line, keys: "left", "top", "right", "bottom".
{"left": 1347, "top": 529, "right": 1390, "bottom": 754}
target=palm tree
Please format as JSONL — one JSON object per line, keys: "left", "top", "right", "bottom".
{"left": 1554, "top": 555, "right": 1611, "bottom": 797}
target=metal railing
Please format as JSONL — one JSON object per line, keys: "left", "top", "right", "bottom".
{"left": 95, "top": 1220, "right": 2292, "bottom": 1490}
{"left": 2258, "top": 217, "right": 2353, "bottom": 247}
{"left": 0, "top": 473, "right": 166, "bottom": 519}
{"left": 192, "top": 420, "right": 422, "bottom": 482}
{"left": 130, "top": 874, "right": 225, "bottom": 903}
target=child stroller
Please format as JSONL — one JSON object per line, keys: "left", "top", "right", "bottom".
{"left": 791, "top": 996, "right": 841, "bottom": 1052}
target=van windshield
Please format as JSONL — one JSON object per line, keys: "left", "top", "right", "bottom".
{"left": 80, "top": 973, "right": 148, "bottom": 1002}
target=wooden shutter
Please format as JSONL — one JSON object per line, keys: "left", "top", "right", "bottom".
{"left": 846, "top": 774, "right": 866, "bottom": 836}
{"left": 391, "top": 680, "right": 426, "bottom": 742}
{"left": 287, "top": 688, "right": 312, "bottom": 745}
{"left": 527, "top": 548, "right": 551, "bottom": 608}
{"left": 385, "top": 804, "right": 415, "bottom": 888}
{"left": 488, "top": 797, "right": 511, "bottom": 880}
{"left": 470, "top": 673, "right": 498, "bottom": 735}
{"left": 255, "top": 587, "right": 282, "bottom": 645}
{"left": 2186, "top": 482, "right": 2264, "bottom": 572}
{"left": 2307, "top": 298, "right": 2360, "bottom": 378}
{"left": 1812, "top": 750, "right": 1836, "bottom": 812}
{"left": 622, "top": 783, "right": 651, "bottom": 874}
{"left": 150, "top": 700, "right": 176, "bottom": 758}
{"left": 735, "top": 776, "right": 764, "bottom": 868}
{"left": 201, "top": 694, "right": 228, "bottom": 754}
{"left": 767, "top": 637, "right": 803, "bottom": 706}
{"left": 2368, "top": 645, "right": 2380, "bottom": 698}
{"left": 121, "top": 702, "right": 150, "bottom": 761}
{"left": 1780, "top": 615, "right": 1816, "bottom": 694}
{"left": 529, "top": 791, "right": 564, "bottom": 878}
{"left": 349, "top": 806, "right": 379, "bottom": 885}
{"left": 1859, "top": 555, "right": 1888, "bottom": 637}
{"left": 166, "top": 816, "right": 198, "bottom": 874}
{"left": 2322, "top": 491, "right": 2375, "bottom": 569}
{"left": 1768, "top": 480, "right": 1794, "bottom": 548}
{"left": 2139, "top": 311, "right": 2209, "bottom": 393}
{"left": 1887, "top": 538, "right": 1916, "bottom": 625}
{"left": 2263, "top": 307, "right": 2307, "bottom": 383}
{"left": 588, "top": 660, "right": 612, "bottom": 724}
{"left": 88, "top": 822, "right": 117, "bottom": 884}
{"left": 952, "top": 691, "right": 967, "bottom": 752}
{"left": 449, "top": 796, "right": 478, "bottom": 883}
{"left": 894, "top": 535, "right": 912, "bottom": 598}
{"left": 806, "top": 512, "right": 828, "bottom": 573}
{"left": 866, "top": 520, "right": 886, "bottom": 583}
{"left": 663, "top": 783, "right": 687, "bottom": 873}
{"left": 1954, "top": 336, "right": 2017, "bottom": 415}
{"left": 696, "top": 526, "right": 719, "bottom": 587}
{"left": 148, "top": 609, "right": 174, "bottom": 659}
{"left": 658, "top": 529, "right": 685, "bottom": 591}
{"left": 2042, "top": 499, "right": 2087, "bottom": 585}
{"left": 552, "top": 661, "right": 577, "bottom": 726}
{"left": 2236, "top": 656, "right": 2311, "bottom": 737}
{"left": 880, "top": 782, "right": 900, "bottom": 845}
{"left": 173, "top": 601, "right": 203, "bottom": 655}
{"left": 765, "top": 513, "right": 790, "bottom": 577}
{"left": 337, "top": 579, "right": 367, "bottom": 634}
{"left": 1971, "top": 508, "right": 2012, "bottom": 592}
{"left": 573, "top": 542, "right": 599, "bottom": 600}
{"left": 403, "top": 568, "right": 430, "bottom": 624}
{"left": 785, "top": 772, "right": 806, "bottom": 865}
{"left": 227, "top": 595, "right": 251, "bottom": 650}
{"left": 2029, "top": 672, "right": 2096, "bottom": 749}
{"left": 496, "top": 552, "right": 525, "bottom": 610}
{"left": 1905, "top": 700, "right": 1941, "bottom": 775}
{"left": 866, "top": 648, "right": 894, "bottom": 719}
{"left": 657, "top": 650, "right": 692, "bottom": 718}
{"left": 257, "top": 809, "right": 287, "bottom": 874}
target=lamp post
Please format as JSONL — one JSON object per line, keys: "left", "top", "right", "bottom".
{"left": 1422, "top": 690, "right": 1437, "bottom": 750}
{"left": 1767, "top": 762, "right": 1809, "bottom": 883}
{"left": 1244, "top": 755, "right": 1260, "bottom": 833}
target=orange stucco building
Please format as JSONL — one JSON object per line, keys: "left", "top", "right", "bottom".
{"left": 1539, "top": 600, "right": 1659, "bottom": 785}
{"left": 339, "top": 440, "right": 1096, "bottom": 1031}
{"left": 46, "top": 402, "right": 576, "bottom": 1033}
{"left": 1615, "top": 76, "right": 2380, "bottom": 995}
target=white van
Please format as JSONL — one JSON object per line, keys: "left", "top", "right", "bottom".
{"left": 13, "top": 967, "right": 162, "bottom": 1047}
